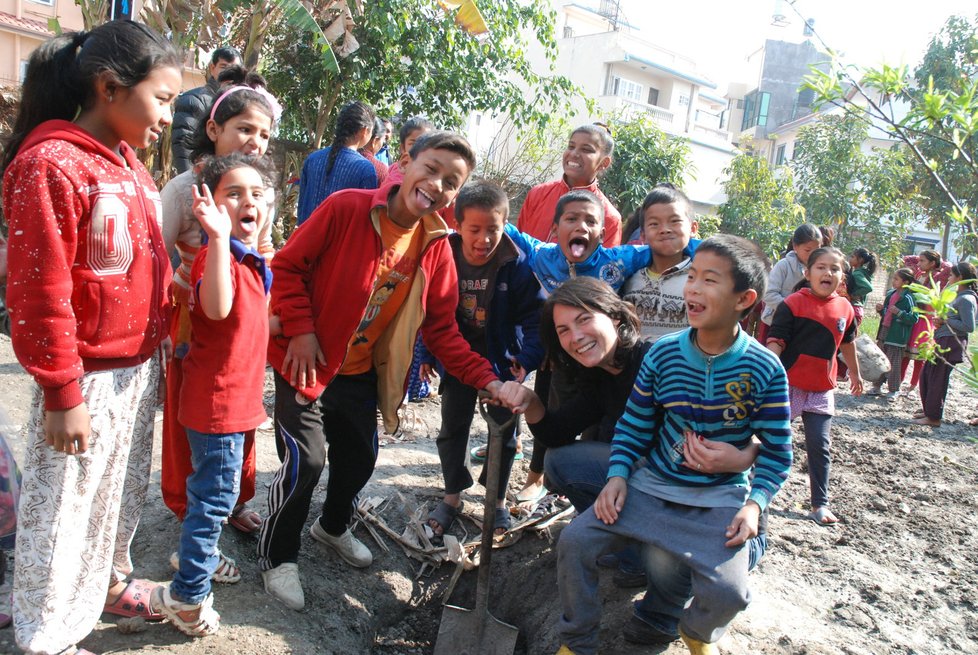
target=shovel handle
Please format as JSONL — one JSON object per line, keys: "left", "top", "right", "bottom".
{"left": 473, "top": 394, "right": 512, "bottom": 621}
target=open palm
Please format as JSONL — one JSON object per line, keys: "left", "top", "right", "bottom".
{"left": 192, "top": 183, "right": 231, "bottom": 240}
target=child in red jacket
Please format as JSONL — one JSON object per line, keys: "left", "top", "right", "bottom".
{"left": 153, "top": 154, "right": 273, "bottom": 637}
{"left": 1, "top": 21, "right": 180, "bottom": 655}
{"left": 257, "top": 131, "right": 502, "bottom": 611}
{"left": 767, "top": 247, "right": 863, "bottom": 526}
{"left": 515, "top": 123, "right": 622, "bottom": 247}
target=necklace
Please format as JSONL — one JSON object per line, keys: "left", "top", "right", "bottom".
{"left": 692, "top": 329, "right": 736, "bottom": 357}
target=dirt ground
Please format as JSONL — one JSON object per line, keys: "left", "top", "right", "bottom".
{"left": 0, "top": 331, "right": 977, "bottom": 655}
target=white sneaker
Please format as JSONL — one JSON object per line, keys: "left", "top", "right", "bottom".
{"left": 262, "top": 563, "right": 304, "bottom": 610}
{"left": 309, "top": 520, "right": 372, "bottom": 568}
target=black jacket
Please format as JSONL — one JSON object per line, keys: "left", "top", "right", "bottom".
{"left": 171, "top": 78, "right": 220, "bottom": 174}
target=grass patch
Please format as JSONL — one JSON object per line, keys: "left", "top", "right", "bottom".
{"left": 860, "top": 313, "right": 880, "bottom": 338}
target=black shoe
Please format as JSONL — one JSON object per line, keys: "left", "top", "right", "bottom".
{"left": 622, "top": 615, "right": 679, "bottom": 645}
{"left": 612, "top": 567, "right": 647, "bottom": 589}
{"left": 596, "top": 553, "right": 619, "bottom": 569}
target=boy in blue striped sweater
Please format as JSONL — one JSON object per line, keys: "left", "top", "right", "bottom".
{"left": 555, "top": 235, "right": 792, "bottom": 655}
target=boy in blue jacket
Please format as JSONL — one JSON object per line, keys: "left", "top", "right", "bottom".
{"left": 424, "top": 181, "right": 546, "bottom": 539}
{"left": 505, "top": 189, "right": 649, "bottom": 295}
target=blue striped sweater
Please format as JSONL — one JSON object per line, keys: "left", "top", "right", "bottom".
{"left": 609, "top": 328, "right": 792, "bottom": 511}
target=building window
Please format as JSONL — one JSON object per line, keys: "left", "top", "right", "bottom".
{"left": 775, "top": 144, "right": 787, "bottom": 165}
{"left": 647, "top": 87, "right": 660, "bottom": 106}
{"left": 678, "top": 95, "right": 690, "bottom": 107}
{"left": 29, "top": 0, "right": 55, "bottom": 5}
{"left": 611, "top": 76, "right": 643, "bottom": 103}
{"left": 563, "top": 25, "right": 574, "bottom": 38}
{"left": 19, "top": 60, "right": 30, "bottom": 82}
{"left": 741, "top": 90, "right": 770, "bottom": 130}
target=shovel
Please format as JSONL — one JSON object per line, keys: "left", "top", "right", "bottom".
{"left": 432, "top": 398, "right": 519, "bottom": 655}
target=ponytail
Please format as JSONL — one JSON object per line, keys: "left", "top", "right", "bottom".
{"left": 325, "top": 101, "right": 375, "bottom": 177}
{"left": 852, "top": 247, "right": 878, "bottom": 278}
{"left": 1, "top": 20, "right": 180, "bottom": 175}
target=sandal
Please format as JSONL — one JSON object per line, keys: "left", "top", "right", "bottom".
{"left": 514, "top": 482, "right": 547, "bottom": 504}
{"left": 426, "top": 500, "right": 461, "bottom": 541}
{"left": 494, "top": 507, "right": 512, "bottom": 535}
{"left": 151, "top": 586, "right": 220, "bottom": 637}
{"left": 169, "top": 550, "right": 241, "bottom": 584}
{"left": 103, "top": 579, "right": 165, "bottom": 621}
{"left": 808, "top": 506, "right": 839, "bottom": 526}
{"left": 228, "top": 503, "right": 262, "bottom": 535}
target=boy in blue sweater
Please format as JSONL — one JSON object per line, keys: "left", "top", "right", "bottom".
{"left": 554, "top": 235, "right": 792, "bottom": 655}
{"left": 423, "top": 181, "right": 546, "bottom": 539}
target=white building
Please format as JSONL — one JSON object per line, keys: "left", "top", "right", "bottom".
{"left": 470, "top": 0, "right": 737, "bottom": 216}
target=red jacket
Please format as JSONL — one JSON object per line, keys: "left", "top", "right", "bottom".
{"left": 516, "top": 178, "right": 622, "bottom": 247}
{"left": 269, "top": 184, "right": 497, "bottom": 431}
{"left": 4, "top": 120, "right": 171, "bottom": 410}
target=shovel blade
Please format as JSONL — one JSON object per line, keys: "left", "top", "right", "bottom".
{"left": 434, "top": 604, "right": 519, "bottom": 655}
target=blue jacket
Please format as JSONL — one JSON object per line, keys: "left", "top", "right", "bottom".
{"left": 424, "top": 232, "right": 545, "bottom": 381}
{"left": 504, "top": 223, "right": 650, "bottom": 294}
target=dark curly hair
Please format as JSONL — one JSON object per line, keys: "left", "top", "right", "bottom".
{"left": 540, "top": 277, "right": 640, "bottom": 373}
{"left": 196, "top": 152, "right": 275, "bottom": 192}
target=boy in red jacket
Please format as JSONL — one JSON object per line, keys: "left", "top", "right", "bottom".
{"left": 257, "top": 131, "right": 501, "bottom": 610}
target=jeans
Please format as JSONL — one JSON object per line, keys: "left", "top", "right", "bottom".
{"left": 171, "top": 428, "right": 244, "bottom": 604}
{"left": 546, "top": 439, "right": 769, "bottom": 638}
{"left": 558, "top": 489, "right": 751, "bottom": 653}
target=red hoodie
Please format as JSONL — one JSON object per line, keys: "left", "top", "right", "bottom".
{"left": 4, "top": 120, "right": 171, "bottom": 410}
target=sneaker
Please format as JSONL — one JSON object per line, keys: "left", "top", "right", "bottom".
{"left": 622, "top": 615, "right": 679, "bottom": 645}
{"left": 262, "top": 563, "right": 304, "bottom": 610}
{"left": 169, "top": 550, "right": 241, "bottom": 584}
{"left": 612, "top": 567, "right": 647, "bottom": 589}
{"left": 866, "top": 385, "right": 883, "bottom": 396}
{"left": 310, "top": 521, "right": 372, "bottom": 568}
{"left": 596, "top": 552, "right": 620, "bottom": 569}
{"left": 886, "top": 391, "right": 900, "bottom": 403}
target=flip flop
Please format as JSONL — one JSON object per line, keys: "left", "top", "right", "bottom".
{"left": 103, "top": 579, "right": 165, "bottom": 621}
{"left": 808, "top": 507, "right": 839, "bottom": 526}
{"left": 469, "top": 444, "right": 524, "bottom": 462}
{"left": 514, "top": 483, "right": 547, "bottom": 505}
{"left": 228, "top": 503, "right": 262, "bottom": 535}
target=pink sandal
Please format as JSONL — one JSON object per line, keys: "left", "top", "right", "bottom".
{"left": 103, "top": 579, "right": 164, "bottom": 621}
{"left": 228, "top": 503, "right": 262, "bottom": 535}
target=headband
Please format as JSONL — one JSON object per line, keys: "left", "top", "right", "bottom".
{"left": 209, "top": 85, "right": 283, "bottom": 124}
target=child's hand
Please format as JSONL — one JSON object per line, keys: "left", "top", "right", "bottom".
{"left": 419, "top": 363, "right": 434, "bottom": 384}
{"left": 496, "top": 381, "right": 535, "bottom": 413}
{"left": 44, "top": 403, "right": 91, "bottom": 455}
{"left": 875, "top": 302, "right": 884, "bottom": 313}
{"left": 509, "top": 359, "right": 527, "bottom": 383}
{"left": 683, "top": 430, "right": 758, "bottom": 474}
{"left": 850, "top": 376, "right": 864, "bottom": 396}
{"left": 725, "top": 501, "right": 760, "bottom": 547}
{"left": 887, "top": 304, "right": 900, "bottom": 316}
{"left": 192, "top": 183, "right": 232, "bottom": 241}
{"left": 283, "top": 333, "right": 326, "bottom": 389}
{"left": 594, "top": 476, "right": 628, "bottom": 525}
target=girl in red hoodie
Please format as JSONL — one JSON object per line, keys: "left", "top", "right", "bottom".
{"left": 766, "top": 247, "right": 863, "bottom": 527}
{"left": 1, "top": 21, "right": 180, "bottom": 655}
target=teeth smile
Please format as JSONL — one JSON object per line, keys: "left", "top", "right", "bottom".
{"left": 576, "top": 342, "right": 595, "bottom": 354}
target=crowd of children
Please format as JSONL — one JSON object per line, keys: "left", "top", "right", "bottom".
{"left": 2, "top": 19, "right": 978, "bottom": 655}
